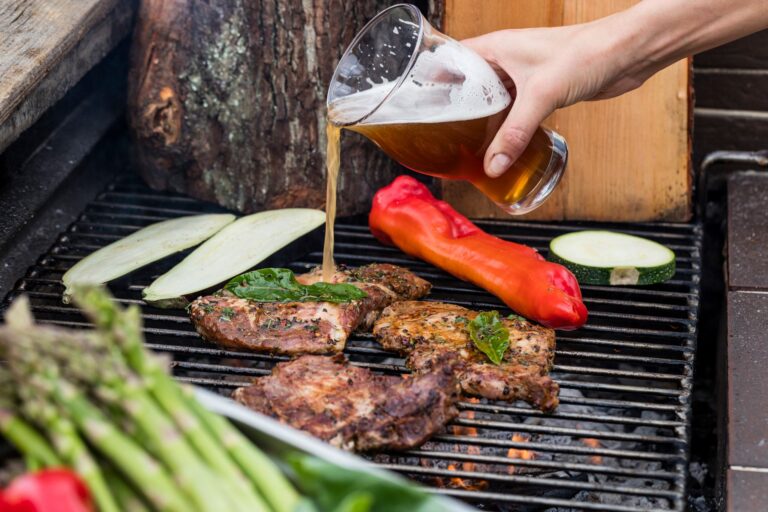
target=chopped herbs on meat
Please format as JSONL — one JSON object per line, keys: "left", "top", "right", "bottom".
{"left": 373, "top": 301, "right": 559, "bottom": 411}
{"left": 468, "top": 311, "right": 510, "bottom": 365}
{"left": 190, "top": 264, "right": 431, "bottom": 356}
{"left": 225, "top": 268, "right": 367, "bottom": 303}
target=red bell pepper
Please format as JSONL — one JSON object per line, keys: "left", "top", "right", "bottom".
{"left": 0, "top": 469, "right": 92, "bottom": 512}
{"left": 369, "top": 176, "right": 588, "bottom": 329}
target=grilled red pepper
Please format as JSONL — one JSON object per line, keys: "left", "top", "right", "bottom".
{"left": 0, "top": 469, "right": 92, "bottom": 512}
{"left": 369, "top": 176, "right": 588, "bottom": 329}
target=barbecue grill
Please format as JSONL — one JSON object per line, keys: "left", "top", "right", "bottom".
{"left": 2, "top": 174, "right": 702, "bottom": 511}
{"left": 6, "top": 1, "right": 768, "bottom": 509}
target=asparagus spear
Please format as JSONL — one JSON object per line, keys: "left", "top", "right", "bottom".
{"left": 0, "top": 371, "right": 60, "bottom": 469}
{"left": 183, "top": 388, "right": 303, "bottom": 512}
{"left": 65, "top": 292, "right": 266, "bottom": 512}
{"left": 73, "top": 287, "right": 295, "bottom": 511}
{"left": 1, "top": 300, "right": 121, "bottom": 512}
{"left": 50, "top": 378, "right": 195, "bottom": 512}
{"left": 102, "top": 465, "right": 151, "bottom": 512}
{"left": 53, "top": 331, "right": 260, "bottom": 512}
{"left": 1, "top": 303, "right": 193, "bottom": 512}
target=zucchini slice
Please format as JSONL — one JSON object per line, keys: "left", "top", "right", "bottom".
{"left": 62, "top": 214, "right": 236, "bottom": 301}
{"left": 548, "top": 230, "right": 676, "bottom": 286}
{"left": 142, "top": 208, "right": 325, "bottom": 308}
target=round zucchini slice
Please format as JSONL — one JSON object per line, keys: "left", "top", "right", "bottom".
{"left": 548, "top": 230, "right": 676, "bottom": 286}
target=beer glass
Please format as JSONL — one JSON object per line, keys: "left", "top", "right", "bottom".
{"left": 327, "top": 3, "right": 568, "bottom": 215}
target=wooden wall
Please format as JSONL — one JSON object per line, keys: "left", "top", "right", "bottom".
{"left": 425, "top": 1, "right": 768, "bottom": 221}
{"left": 440, "top": 0, "right": 692, "bottom": 222}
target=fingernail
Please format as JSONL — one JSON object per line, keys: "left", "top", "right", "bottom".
{"left": 488, "top": 153, "right": 512, "bottom": 178}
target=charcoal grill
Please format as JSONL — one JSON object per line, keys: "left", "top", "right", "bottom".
{"left": 2, "top": 175, "right": 702, "bottom": 512}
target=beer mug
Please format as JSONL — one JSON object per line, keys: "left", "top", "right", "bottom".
{"left": 327, "top": 3, "right": 567, "bottom": 215}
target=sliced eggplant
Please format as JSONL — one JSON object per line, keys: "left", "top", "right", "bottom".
{"left": 142, "top": 209, "right": 325, "bottom": 308}
{"left": 548, "top": 230, "right": 676, "bottom": 286}
{"left": 62, "top": 214, "right": 236, "bottom": 301}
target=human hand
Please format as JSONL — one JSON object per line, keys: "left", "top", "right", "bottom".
{"left": 462, "top": 17, "right": 656, "bottom": 178}
{"left": 465, "top": 0, "right": 768, "bottom": 178}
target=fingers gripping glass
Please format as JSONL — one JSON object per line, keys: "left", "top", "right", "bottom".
{"left": 327, "top": 3, "right": 567, "bottom": 215}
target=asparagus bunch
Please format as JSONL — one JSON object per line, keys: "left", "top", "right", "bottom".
{"left": 0, "top": 288, "right": 303, "bottom": 512}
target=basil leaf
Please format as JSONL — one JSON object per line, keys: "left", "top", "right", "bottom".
{"left": 468, "top": 311, "right": 510, "bottom": 365}
{"left": 224, "top": 268, "right": 367, "bottom": 303}
{"left": 287, "top": 454, "right": 445, "bottom": 512}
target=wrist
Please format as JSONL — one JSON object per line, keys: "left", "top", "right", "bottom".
{"left": 572, "top": 9, "right": 660, "bottom": 87}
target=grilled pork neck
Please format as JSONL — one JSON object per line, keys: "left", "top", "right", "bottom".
{"left": 188, "top": 264, "right": 430, "bottom": 355}
{"left": 373, "top": 301, "right": 559, "bottom": 411}
{"left": 233, "top": 354, "right": 460, "bottom": 451}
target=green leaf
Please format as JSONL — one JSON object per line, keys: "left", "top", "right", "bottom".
{"left": 506, "top": 313, "right": 526, "bottom": 322}
{"left": 331, "top": 492, "right": 373, "bottom": 512}
{"left": 468, "top": 311, "right": 510, "bottom": 365}
{"left": 224, "top": 268, "right": 367, "bottom": 303}
{"left": 286, "top": 454, "right": 446, "bottom": 512}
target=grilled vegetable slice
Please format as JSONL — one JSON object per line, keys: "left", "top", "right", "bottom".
{"left": 369, "top": 176, "right": 587, "bottom": 330}
{"left": 62, "top": 214, "right": 235, "bottom": 301}
{"left": 142, "top": 209, "right": 325, "bottom": 307}
{"left": 548, "top": 230, "right": 676, "bottom": 286}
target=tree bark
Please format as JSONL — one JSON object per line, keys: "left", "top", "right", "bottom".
{"left": 128, "top": 0, "right": 437, "bottom": 215}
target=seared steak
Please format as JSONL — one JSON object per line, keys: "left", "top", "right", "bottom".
{"left": 233, "top": 354, "right": 459, "bottom": 451}
{"left": 189, "top": 264, "right": 430, "bottom": 355}
{"left": 188, "top": 297, "right": 360, "bottom": 354}
{"left": 373, "top": 301, "right": 559, "bottom": 411}
{"left": 296, "top": 263, "right": 431, "bottom": 328}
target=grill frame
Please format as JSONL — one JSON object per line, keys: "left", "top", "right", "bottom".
{"left": 3, "top": 176, "right": 703, "bottom": 511}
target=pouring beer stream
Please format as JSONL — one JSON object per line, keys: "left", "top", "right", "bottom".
{"left": 322, "top": 3, "right": 569, "bottom": 283}
{"left": 322, "top": 123, "right": 341, "bottom": 281}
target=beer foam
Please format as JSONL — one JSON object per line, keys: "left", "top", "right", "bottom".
{"left": 330, "top": 41, "right": 510, "bottom": 126}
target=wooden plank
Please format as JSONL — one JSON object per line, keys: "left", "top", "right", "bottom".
{"left": 0, "top": 0, "right": 135, "bottom": 153}
{"left": 442, "top": 0, "right": 692, "bottom": 221}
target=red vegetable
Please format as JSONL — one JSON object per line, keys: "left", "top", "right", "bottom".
{"left": 0, "top": 469, "right": 92, "bottom": 512}
{"left": 369, "top": 176, "right": 588, "bottom": 329}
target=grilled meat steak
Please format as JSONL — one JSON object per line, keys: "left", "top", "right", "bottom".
{"left": 373, "top": 301, "right": 559, "bottom": 411}
{"left": 296, "top": 263, "right": 431, "bottom": 329}
{"left": 188, "top": 297, "right": 359, "bottom": 353}
{"left": 189, "top": 264, "right": 430, "bottom": 355}
{"left": 233, "top": 354, "right": 460, "bottom": 451}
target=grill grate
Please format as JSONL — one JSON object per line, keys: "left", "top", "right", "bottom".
{"left": 4, "top": 177, "right": 702, "bottom": 512}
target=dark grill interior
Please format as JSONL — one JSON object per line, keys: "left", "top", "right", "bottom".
{"left": 3, "top": 176, "right": 702, "bottom": 511}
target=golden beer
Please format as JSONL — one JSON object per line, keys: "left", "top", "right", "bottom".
{"left": 327, "top": 4, "right": 567, "bottom": 215}
{"left": 347, "top": 108, "right": 558, "bottom": 208}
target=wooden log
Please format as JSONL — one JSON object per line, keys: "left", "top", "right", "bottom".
{"left": 0, "top": 0, "right": 134, "bottom": 154}
{"left": 441, "top": 0, "right": 692, "bottom": 222}
{"left": 128, "top": 0, "right": 434, "bottom": 216}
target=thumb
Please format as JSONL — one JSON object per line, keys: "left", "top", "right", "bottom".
{"left": 484, "top": 90, "right": 554, "bottom": 178}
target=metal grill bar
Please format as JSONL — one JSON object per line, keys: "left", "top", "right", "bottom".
{"left": 430, "top": 435, "right": 679, "bottom": 461}
{"left": 2, "top": 177, "right": 701, "bottom": 512}
{"left": 383, "top": 465, "right": 681, "bottom": 498}
{"left": 430, "top": 489, "right": 677, "bottom": 512}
